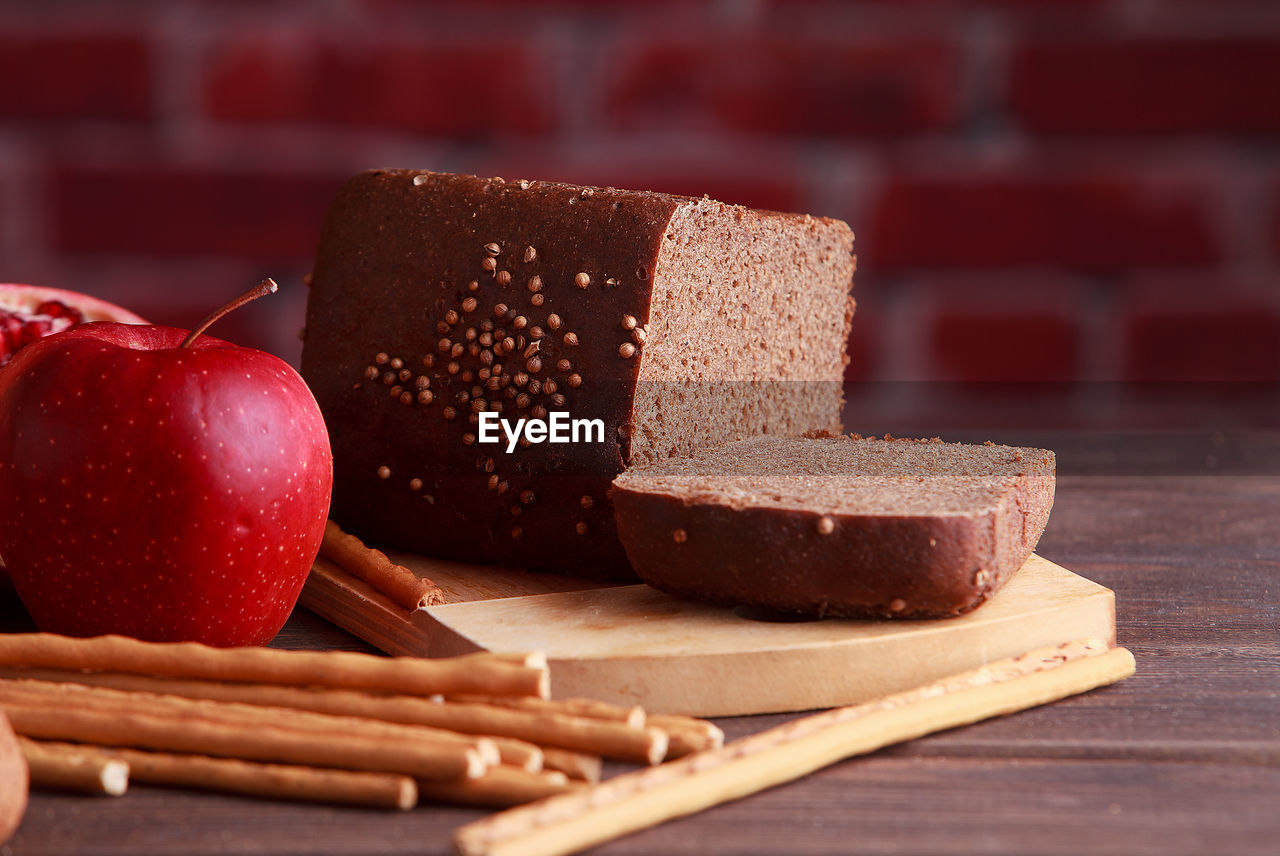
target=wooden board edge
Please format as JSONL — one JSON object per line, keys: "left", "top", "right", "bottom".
{"left": 299, "top": 558, "right": 431, "bottom": 657}
{"left": 300, "top": 554, "right": 1120, "bottom": 696}
{"left": 542, "top": 585, "right": 1119, "bottom": 716}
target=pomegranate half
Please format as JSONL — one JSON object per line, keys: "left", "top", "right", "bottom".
{"left": 1, "top": 283, "right": 146, "bottom": 368}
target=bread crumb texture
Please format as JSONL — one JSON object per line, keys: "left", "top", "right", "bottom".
{"left": 614, "top": 434, "right": 1055, "bottom": 517}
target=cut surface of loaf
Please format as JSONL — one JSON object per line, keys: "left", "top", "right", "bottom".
{"left": 610, "top": 434, "right": 1056, "bottom": 617}
{"left": 301, "top": 170, "right": 854, "bottom": 576}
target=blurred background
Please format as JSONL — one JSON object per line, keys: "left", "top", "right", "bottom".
{"left": 1, "top": 0, "right": 1277, "bottom": 462}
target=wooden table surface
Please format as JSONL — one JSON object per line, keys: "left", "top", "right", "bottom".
{"left": 3, "top": 431, "right": 1278, "bottom": 856}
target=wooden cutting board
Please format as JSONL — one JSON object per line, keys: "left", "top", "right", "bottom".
{"left": 300, "top": 553, "right": 1115, "bottom": 717}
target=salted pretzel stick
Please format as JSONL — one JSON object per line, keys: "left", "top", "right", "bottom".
{"left": 320, "top": 520, "right": 443, "bottom": 610}
{"left": 0, "top": 679, "right": 502, "bottom": 769}
{"left": 538, "top": 748, "right": 602, "bottom": 784}
{"left": 0, "top": 670, "right": 655, "bottom": 763}
{"left": 0, "top": 633, "right": 548, "bottom": 698}
{"left": 19, "top": 738, "right": 129, "bottom": 796}
{"left": 455, "top": 640, "right": 1136, "bottom": 856}
{"left": 646, "top": 714, "right": 725, "bottom": 759}
{"left": 1, "top": 701, "right": 486, "bottom": 781}
{"left": 449, "top": 695, "right": 646, "bottom": 728}
{"left": 417, "top": 767, "right": 581, "bottom": 809}
{"left": 107, "top": 746, "right": 417, "bottom": 810}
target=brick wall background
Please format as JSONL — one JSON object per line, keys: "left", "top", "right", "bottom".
{"left": 1, "top": 0, "right": 1277, "bottom": 436}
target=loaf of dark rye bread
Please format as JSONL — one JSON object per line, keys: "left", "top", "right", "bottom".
{"left": 610, "top": 434, "right": 1056, "bottom": 617}
{"left": 301, "top": 171, "right": 854, "bottom": 576}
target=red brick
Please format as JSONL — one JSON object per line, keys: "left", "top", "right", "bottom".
{"left": 110, "top": 263, "right": 305, "bottom": 356}
{"left": 930, "top": 311, "right": 1078, "bottom": 383}
{"left": 1011, "top": 38, "right": 1280, "bottom": 134}
{"left": 976, "top": 0, "right": 1105, "bottom": 5}
{"left": 613, "top": 172, "right": 800, "bottom": 213}
{"left": 470, "top": 155, "right": 805, "bottom": 214}
{"left": 606, "top": 37, "right": 963, "bottom": 136}
{"left": 770, "top": 0, "right": 1102, "bottom": 6}
{"left": 50, "top": 165, "right": 343, "bottom": 261}
{"left": 204, "top": 38, "right": 555, "bottom": 136}
{"left": 0, "top": 32, "right": 151, "bottom": 121}
{"left": 870, "top": 170, "right": 1220, "bottom": 271}
{"left": 1124, "top": 304, "right": 1280, "bottom": 383}
{"left": 1273, "top": 183, "right": 1280, "bottom": 260}
{"left": 364, "top": 0, "right": 694, "bottom": 5}
{"left": 773, "top": 0, "right": 1100, "bottom": 4}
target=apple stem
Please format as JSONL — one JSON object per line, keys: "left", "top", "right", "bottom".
{"left": 179, "top": 278, "right": 279, "bottom": 349}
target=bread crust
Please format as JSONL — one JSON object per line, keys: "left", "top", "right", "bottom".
{"left": 303, "top": 170, "right": 677, "bottom": 576}
{"left": 610, "top": 439, "right": 1055, "bottom": 619}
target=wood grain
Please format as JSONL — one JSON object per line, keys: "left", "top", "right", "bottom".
{"left": 304, "top": 554, "right": 1117, "bottom": 717}
{"left": 3, "top": 454, "right": 1278, "bottom": 856}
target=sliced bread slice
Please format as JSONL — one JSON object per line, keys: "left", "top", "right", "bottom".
{"left": 610, "top": 434, "right": 1056, "bottom": 618}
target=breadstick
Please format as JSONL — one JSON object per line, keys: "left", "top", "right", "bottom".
{"left": 19, "top": 738, "right": 128, "bottom": 796}
{"left": 329, "top": 699, "right": 663, "bottom": 765}
{"left": 646, "top": 714, "right": 725, "bottom": 758}
{"left": 455, "top": 640, "right": 1136, "bottom": 856}
{"left": 538, "top": 748, "right": 601, "bottom": 784}
{"left": 320, "top": 520, "right": 443, "bottom": 610}
{"left": 0, "top": 679, "right": 501, "bottom": 769}
{"left": 449, "top": 695, "right": 645, "bottom": 728}
{"left": 107, "top": 747, "right": 417, "bottom": 810}
{"left": 0, "top": 633, "right": 548, "bottom": 698}
{"left": 0, "top": 670, "right": 654, "bottom": 763}
{"left": 486, "top": 738, "right": 543, "bottom": 773}
{"left": 1, "top": 701, "right": 486, "bottom": 781}
{"left": 417, "top": 767, "right": 580, "bottom": 809}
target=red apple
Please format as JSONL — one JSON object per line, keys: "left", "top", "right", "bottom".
{"left": 0, "top": 280, "right": 332, "bottom": 645}
{"left": 0, "top": 283, "right": 147, "bottom": 594}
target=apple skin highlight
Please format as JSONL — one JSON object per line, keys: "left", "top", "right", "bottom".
{"left": 0, "top": 322, "right": 332, "bottom": 646}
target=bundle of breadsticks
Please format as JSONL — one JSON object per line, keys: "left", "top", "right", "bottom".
{"left": 0, "top": 632, "right": 723, "bottom": 811}
{"left": 0, "top": 521, "right": 1135, "bottom": 856}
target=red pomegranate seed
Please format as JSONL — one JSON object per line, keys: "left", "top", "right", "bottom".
{"left": 0, "top": 312, "right": 22, "bottom": 364}
{"left": 19, "top": 318, "right": 52, "bottom": 346}
{"left": 35, "top": 300, "right": 84, "bottom": 323}
{"left": 0, "top": 301, "right": 88, "bottom": 366}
